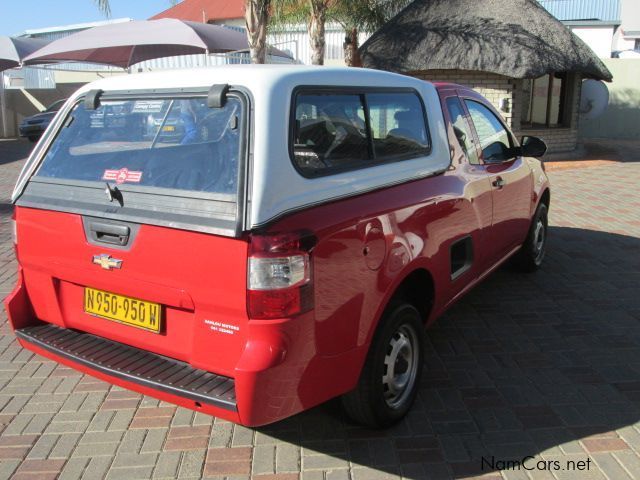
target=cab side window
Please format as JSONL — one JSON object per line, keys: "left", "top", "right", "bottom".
{"left": 464, "top": 100, "right": 513, "bottom": 163}
{"left": 445, "top": 97, "right": 479, "bottom": 165}
{"left": 293, "top": 94, "right": 370, "bottom": 176}
{"left": 367, "top": 93, "right": 430, "bottom": 160}
{"left": 291, "top": 90, "right": 431, "bottom": 177}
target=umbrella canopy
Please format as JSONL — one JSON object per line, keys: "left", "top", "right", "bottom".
{"left": 24, "top": 19, "right": 289, "bottom": 68}
{"left": 0, "top": 36, "right": 50, "bottom": 72}
{"left": 360, "top": 0, "right": 612, "bottom": 81}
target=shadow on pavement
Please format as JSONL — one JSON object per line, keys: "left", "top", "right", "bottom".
{"left": 580, "top": 138, "right": 640, "bottom": 164}
{"left": 0, "top": 139, "right": 33, "bottom": 167}
{"left": 258, "top": 226, "right": 640, "bottom": 479}
{"left": 548, "top": 137, "right": 640, "bottom": 165}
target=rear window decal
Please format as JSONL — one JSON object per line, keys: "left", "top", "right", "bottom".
{"left": 103, "top": 168, "right": 143, "bottom": 184}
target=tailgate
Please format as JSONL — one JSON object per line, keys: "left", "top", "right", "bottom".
{"left": 15, "top": 206, "right": 249, "bottom": 377}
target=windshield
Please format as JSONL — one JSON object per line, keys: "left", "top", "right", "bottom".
{"left": 36, "top": 96, "right": 242, "bottom": 195}
{"left": 46, "top": 99, "right": 66, "bottom": 112}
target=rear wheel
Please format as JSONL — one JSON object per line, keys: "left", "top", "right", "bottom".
{"left": 514, "top": 202, "right": 548, "bottom": 272}
{"left": 341, "top": 303, "right": 424, "bottom": 428}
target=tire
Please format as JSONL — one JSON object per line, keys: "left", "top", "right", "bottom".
{"left": 341, "top": 303, "right": 424, "bottom": 428}
{"left": 514, "top": 202, "right": 548, "bottom": 272}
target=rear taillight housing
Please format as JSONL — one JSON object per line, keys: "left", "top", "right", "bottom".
{"left": 247, "top": 231, "right": 316, "bottom": 319}
{"left": 11, "top": 213, "right": 17, "bottom": 246}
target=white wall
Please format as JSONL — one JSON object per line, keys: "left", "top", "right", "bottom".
{"left": 570, "top": 25, "right": 615, "bottom": 58}
{"left": 580, "top": 58, "right": 640, "bottom": 139}
{"left": 614, "top": 0, "right": 640, "bottom": 52}
{"left": 210, "top": 18, "right": 245, "bottom": 28}
{"left": 621, "top": 0, "right": 640, "bottom": 33}
{"left": 268, "top": 24, "right": 368, "bottom": 66}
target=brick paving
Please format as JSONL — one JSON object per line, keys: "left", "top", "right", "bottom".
{"left": 1, "top": 138, "right": 639, "bottom": 479}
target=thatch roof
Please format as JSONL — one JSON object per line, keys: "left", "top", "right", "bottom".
{"left": 360, "top": 0, "right": 612, "bottom": 81}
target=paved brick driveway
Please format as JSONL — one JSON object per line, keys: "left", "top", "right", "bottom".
{"left": 1, "top": 139, "right": 639, "bottom": 480}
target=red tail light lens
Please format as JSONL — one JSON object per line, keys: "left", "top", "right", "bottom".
{"left": 247, "top": 231, "right": 316, "bottom": 319}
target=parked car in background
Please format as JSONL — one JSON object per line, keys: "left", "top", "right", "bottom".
{"left": 5, "top": 66, "right": 550, "bottom": 428}
{"left": 18, "top": 99, "right": 66, "bottom": 142}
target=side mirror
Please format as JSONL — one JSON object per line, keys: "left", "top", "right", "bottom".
{"left": 520, "top": 136, "right": 547, "bottom": 158}
{"left": 483, "top": 141, "right": 513, "bottom": 164}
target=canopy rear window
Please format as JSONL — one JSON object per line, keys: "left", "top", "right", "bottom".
{"left": 17, "top": 91, "right": 248, "bottom": 236}
{"left": 36, "top": 96, "right": 242, "bottom": 195}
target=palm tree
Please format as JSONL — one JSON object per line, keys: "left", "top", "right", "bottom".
{"left": 308, "top": 0, "right": 330, "bottom": 65}
{"left": 245, "top": 0, "right": 272, "bottom": 64}
{"left": 332, "top": 0, "right": 411, "bottom": 67}
{"left": 273, "top": 0, "right": 409, "bottom": 66}
{"left": 273, "top": 0, "right": 330, "bottom": 66}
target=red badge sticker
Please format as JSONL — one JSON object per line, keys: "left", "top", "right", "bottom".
{"left": 103, "top": 168, "right": 142, "bottom": 185}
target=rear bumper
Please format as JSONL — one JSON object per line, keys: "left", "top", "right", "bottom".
{"left": 4, "top": 268, "right": 241, "bottom": 421}
{"left": 16, "top": 324, "right": 237, "bottom": 410}
{"left": 4, "top": 268, "right": 365, "bottom": 427}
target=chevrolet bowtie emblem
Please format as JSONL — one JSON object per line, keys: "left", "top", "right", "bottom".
{"left": 92, "top": 254, "right": 123, "bottom": 270}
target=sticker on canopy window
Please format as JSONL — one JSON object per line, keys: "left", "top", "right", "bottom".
{"left": 131, "top": 100, "right": 166, "bottom": 113}
{"left": 103, "top": 168, "right": 142, "bottom": 184}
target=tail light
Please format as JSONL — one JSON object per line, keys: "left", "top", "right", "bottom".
{"left": 247, "top": 231, "right": 317, "bottom": 319}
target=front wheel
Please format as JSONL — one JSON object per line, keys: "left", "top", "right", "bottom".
{"left": 341, "top": 303, "right": 424, "bottom": 428}
{"left": 514, "top": 202, "right": 548, "bottom": 272}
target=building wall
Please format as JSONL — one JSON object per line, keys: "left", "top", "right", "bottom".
{"left": 513, "top": 74, "right": 583, "bottom": 153}
{"left": 570, "top": 26, "right": 616, "bottom": 58}
{"left": 409, "top": 70, "right": 516, "bottom": 126}
{"left": 268, "top": 24, "right": 367, "bottom": 66}
{"left": 537, "top": 0, "right": 621, "bottom": 22}
{"left": 409, "top": 70, "right": 580, "bottom": 153}
{"left": 619, "top": 0, "right": 640, "bottom": 46}
{"left": 580, "top": 58, "right": 640, "bottom": 139}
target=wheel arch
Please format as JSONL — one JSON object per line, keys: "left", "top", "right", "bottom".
{"left": 386, "top": 268, "right": 435, "bottom": 325}
{"left": 540, "top": 188, "right": 550, "bottom": 209}
{"left": 369, "top": 266, "right": 436, "bottom": 339}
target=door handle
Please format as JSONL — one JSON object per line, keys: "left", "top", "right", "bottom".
{"left": 89, "top": 222, "right": 130, "bottom": 246}
{"left": 492, "top": 177, "right": 506, "bottom": 189}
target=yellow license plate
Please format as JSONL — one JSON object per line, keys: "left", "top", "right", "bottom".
{"left": 162, "top": 125, "right": 175, "bottom": 132}
{"left": 84, "top": 288, "right": 162, "bottom": 333}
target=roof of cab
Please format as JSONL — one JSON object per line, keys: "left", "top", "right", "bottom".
{"left": 75, "top": 64, "right": 430, "bottom": 96}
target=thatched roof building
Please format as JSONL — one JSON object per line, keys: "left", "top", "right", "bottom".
{"left": 360, "top": 0, "right": 612, "bottom": 82}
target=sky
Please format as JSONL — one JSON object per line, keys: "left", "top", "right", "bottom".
{"left": 0, "top": 0, "right": 175, "bottom": 36}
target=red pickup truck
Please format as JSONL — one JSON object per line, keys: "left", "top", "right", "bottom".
{"left": 5, "top": 66, "right": 550, "bottom": 427}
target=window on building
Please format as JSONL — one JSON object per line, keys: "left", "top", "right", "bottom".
{"left": 521, "top": 73, "right": 569, "bottom": 128}
{"left": 635, "top": 39, "right": 640, "bottom": 51}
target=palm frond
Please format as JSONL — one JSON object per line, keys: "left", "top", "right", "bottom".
{"left": 330, "top": 0, "right": 411, "bottom": 31}
{"left": 271, "top": 0, "right": 311, "bottom": 31}
{"left": 94, "top": 0, "right": 111, "bottom": 17}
